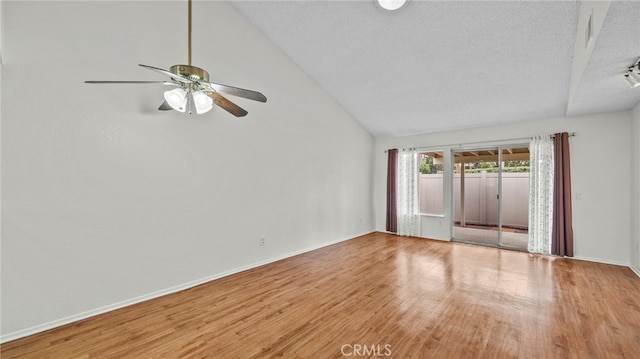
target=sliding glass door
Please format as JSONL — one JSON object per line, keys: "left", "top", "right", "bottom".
{"left": 452, "top": 146, "right": 529, "bottom": 250}
{"left": 499, "top": 149, "right": 530, "bottom": 250}
{"left": 452, "top": 147, "right": 500, "bottom": 246}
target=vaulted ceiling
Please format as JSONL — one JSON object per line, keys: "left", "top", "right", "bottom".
{"left": 233, "top": 0, "right": 640, "bottom": 137}
{"left": 2, "top": 1, "right": 637, "bottom": 139}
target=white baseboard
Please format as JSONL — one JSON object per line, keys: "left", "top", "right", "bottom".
{"left": 571, "top": 255, "right": 629, "bottom": 267}
{"left": 0, "top": 231, "right": 373, "bottom": 344}
{"left": 422, "top": 235, "right": 451, "bottom": 242}
{"left": 377, "top": 231, "right": 451, "bottom": 242}
{"left": 630, "top": 265, "right": 640, "bottom": 278}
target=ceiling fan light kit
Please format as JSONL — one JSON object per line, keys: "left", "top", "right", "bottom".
{"left": 162, "top": 65, "right": 215, "bottom": 114}
{"left": 85, "top": 0, "right": 266, "bottom": 117}
{"left": 163, "top": 88, "right": 213, "bottom": 114}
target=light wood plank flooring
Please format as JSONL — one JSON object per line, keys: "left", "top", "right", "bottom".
{"left": 2, "top": 232, "right": 640, "bottom": 358}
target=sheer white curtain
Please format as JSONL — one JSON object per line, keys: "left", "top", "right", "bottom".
{"left": 529, "top": 135, "right": 554, "bottom": 254}
{"left": 397, "top": 149, "right": 421, "bottom": 236}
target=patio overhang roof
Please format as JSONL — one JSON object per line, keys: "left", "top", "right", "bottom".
{"left": 423, "top": 147, "right": 530, "bottom": 165}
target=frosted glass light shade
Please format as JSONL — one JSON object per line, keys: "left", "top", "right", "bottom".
{"left": 192, "top": 91, "right": 214, "bottom": 114}
{"left": 164, "top": 88, "right": 188, "bottom": 112}
{"left": 377, "top": 0, "right": 407, "bottom": 11}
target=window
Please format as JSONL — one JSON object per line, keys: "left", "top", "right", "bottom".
{"left": 418, "top": 151, "right": 444, "bottom": 215}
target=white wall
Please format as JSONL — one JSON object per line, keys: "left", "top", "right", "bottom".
{"left": 375, "top": 112, "right": 632, "bottom": 265}
{"left": 0, "top": 1, "right": 374, "bottom": 340}
{"left": 0, "top": 0, "right": 4, "bottom": 65}
{"left": 631, "top": 103, "right": 640, "bottom": 275}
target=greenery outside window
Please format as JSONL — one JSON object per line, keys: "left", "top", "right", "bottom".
{"left": 419, "top": 151, "right": 444, "bottom": 215}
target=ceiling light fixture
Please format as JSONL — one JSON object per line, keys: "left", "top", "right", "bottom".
{"left": 164, "top": 88, "right": 188, "bottom": 113}
{"left": 85, "top": 0, "right": 267, "bottom": 117}
{"left": 163, "top": 88, "right": 214, "bottom": 114}
{"left": 377, "top": 0, "right": 407, "bottom": 11}
{"left": 192, "top": 91, "right": 214, "bottom": 114}
{"left": 623, "top": 58, "right": 640, "bottom": 89}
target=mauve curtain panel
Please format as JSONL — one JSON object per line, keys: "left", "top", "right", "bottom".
{"left": 386, "top": 149, "right": 398, "bottom": 233}
{"left": 552, "top": 132, "right": 574, "bottom": 257}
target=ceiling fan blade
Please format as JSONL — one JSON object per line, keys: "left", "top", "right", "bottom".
{"left": 209, "top": 92, "right": 248, "bottom": 117}
{"left": 158, "top": 101, "right": 173, "bottom": 111}
{"left": 85, "top": 80, "right": 174, "bottom": 84}
{"left": 206, "top": 82, "right": 267, "bottom": 103}
{"left": 138, "top": 64, "right": 195, "bottom": 84}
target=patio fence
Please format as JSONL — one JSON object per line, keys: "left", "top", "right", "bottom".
{"left": 420, "top": 172, "right": 530, "bottom": 229}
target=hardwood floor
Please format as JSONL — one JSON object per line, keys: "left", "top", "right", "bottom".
{"left": 3, "top": 232, "right": 640, "bottom": 358}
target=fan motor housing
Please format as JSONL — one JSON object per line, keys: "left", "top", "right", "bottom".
{"left": 170, "top": 65, "right": 209, "bottom": 82}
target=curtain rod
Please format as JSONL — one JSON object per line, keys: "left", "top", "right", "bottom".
{"left": 384, "top": 132, "right": 576, "bottom": 153}
{"left": 551, "top": 132, "right": 576, "bottom": 138}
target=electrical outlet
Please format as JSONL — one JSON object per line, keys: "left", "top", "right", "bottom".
{"left": 259, "top": 238, "right": 265, "bottom": 246}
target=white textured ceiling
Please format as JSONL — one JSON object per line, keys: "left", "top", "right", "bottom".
{"left": 567, "top": 0, "right": 640, "bottom": 117}
{"left": 233, "top": 0, "right": 640, "bottom": 137}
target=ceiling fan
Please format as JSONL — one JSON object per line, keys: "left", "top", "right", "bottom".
{"left": 85, "top": 0, "right": 266, "bottom": 117}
